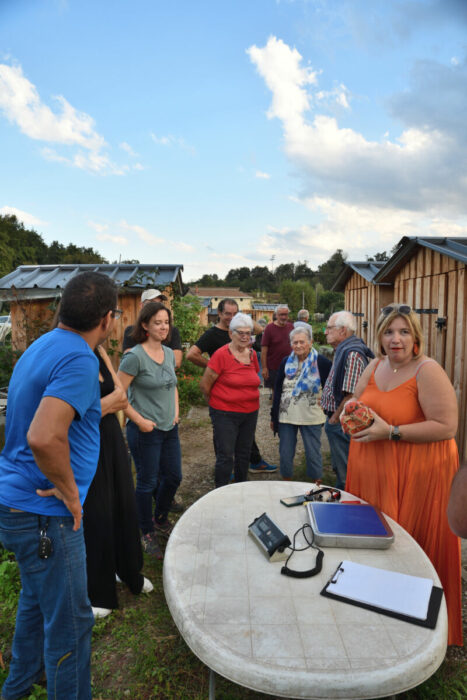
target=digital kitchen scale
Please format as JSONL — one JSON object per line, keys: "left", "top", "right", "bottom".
{"left": 306, "top": 502, "right": 394, "bottom": 549}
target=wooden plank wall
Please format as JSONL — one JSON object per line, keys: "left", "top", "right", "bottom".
{"left": 393, "top": 248, "right": 467, "bottom": 461}
{"left": 344, "top": 273, "right": 394, "bottom": 352}
{"left": 344, "top": 249, "right": 467, "bottom": 459}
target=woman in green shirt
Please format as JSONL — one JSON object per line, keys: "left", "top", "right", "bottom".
{"left": 118, "top": 302, "right": 181, "bottom": 558}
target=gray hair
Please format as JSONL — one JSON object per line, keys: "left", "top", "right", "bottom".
{"left": 290, "top": 325, "right": 313, "bottom": 343}
{"left": 297, "top": 308, "right": 309, "bottom": 321}
{"left": 331, "top": 310, "right": 356, "bottom": 333}
{"left": 275, "top": 304, "right": 289, "bottom": 313}
{"left": 230, "top": 312, "right": 254, "bottom": 332}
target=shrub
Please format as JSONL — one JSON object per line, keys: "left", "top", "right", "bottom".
{"left": 177, "top": 360, "right": 204, "bottom": 415}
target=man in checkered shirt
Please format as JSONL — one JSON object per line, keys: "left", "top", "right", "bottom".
{"left": 321, "top": 311, "right": 374, "bottom": 489}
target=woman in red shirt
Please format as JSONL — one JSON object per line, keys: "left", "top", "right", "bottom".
{"left": 200, "top": 313, "right": 260, "bottom": 487}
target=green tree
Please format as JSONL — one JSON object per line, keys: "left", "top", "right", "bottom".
{"left": 366, "top": 251, "right": 389, "bottom": 262}
{"left": 171, "top": 294, "right": 203, "bottom": 346}
{"left": 278, "top": 280, "right": 316, "bottom": 315}
{"left": 316, "top": 290, "right": 344, "bottom": 316}
{"left": 274, "top": 262, "right": 296, "bottom": 282}
{"left": 315, "top": 249, "right": 347, "bottom": 289}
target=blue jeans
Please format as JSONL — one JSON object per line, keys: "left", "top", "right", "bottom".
{"left": 278, "top": 423, "right": 323, "bottom": 480}
{"left": 126, "top": 421, "right": 182, "bottom": 534}
{"left": 324, "top": 418, "right": 350, "bottom": 490}
{"left": 209, "top": 407, "right": 258, "bottom": 487}
{"left": 0, "top": 504, "right": 93, "bottom": 700}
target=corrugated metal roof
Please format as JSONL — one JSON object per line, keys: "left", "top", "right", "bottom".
{"left": 0, "top": 263, "right": 183, "bottom": 293}
{"left": 187, "top": 287, "right": 253, "bottom": 298}
{"left": 252, "top": 303, "right": 276, "bottom": 310}
{"left": 373, "top": 237, "right": 467, "bottom": 283}
{"left": 332, "top": 261, "right": 386, "bottom": 291}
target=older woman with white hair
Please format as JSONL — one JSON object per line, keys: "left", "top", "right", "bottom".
{"left": 200, "top": 313, "right": 261, "bottom": 487}
{"left": 271, "top": 326, "right": 331, "bottom": 481}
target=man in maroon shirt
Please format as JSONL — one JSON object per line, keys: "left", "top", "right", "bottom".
{"left": 261, "top": 305, "right": 294, "bottom": 394}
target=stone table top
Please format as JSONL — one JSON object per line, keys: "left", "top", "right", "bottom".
{"left": 163, "top": 481, "right": 447, "bottom": 699}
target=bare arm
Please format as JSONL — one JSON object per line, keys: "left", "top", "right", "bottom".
{"left": 199, "top": 367, "right": 219, "bottom": 401}
{"left": 28, "top": 397, "right": 82, "bottom": 530}
{"left": 98, "top": 346, "right": 128, "bottom": 416}
{"left": 173, "top": 349, "right": 183, "bottom": 369}
{"left": 353, "top": 360, "right": 458, "bottom": 443}
{"left": 174, "top": 387, "right": 179, "bottom": 424}
{"left": 186, "top": 344, "right": 208, "bottom": 368}
{"left": 330, "top": 358, "right": 376, "bottom": 424}
{"left": 117, "top": 370, "right": 157, "bottom": 432}
{"left": 447, "top": 463, "right": 467, "bottom": 538}
{"left": 260, "top": 346, "right": 269, "bottom": 381}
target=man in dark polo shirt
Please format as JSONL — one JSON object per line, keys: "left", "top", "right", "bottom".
{"left": 122, "top": 288, "right": 182, "bottom": 368}
{"left": 187, "top": 298, "right": 277, "bottom": 474}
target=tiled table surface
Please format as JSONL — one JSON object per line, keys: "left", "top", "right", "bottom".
{"left": 163, "top": 481, "right": 447, "bottom": 699}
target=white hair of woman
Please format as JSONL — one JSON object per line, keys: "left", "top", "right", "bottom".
{"left": 290, "top": 324, "right": 313, "bottom": 343}
{"left": 332, "top": 310, "right": 356, "bottom": 333}
{"left": 229, "top": 312, "right": 254, "bottom": 332}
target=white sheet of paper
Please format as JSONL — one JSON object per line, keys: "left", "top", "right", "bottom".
{"left": 327, "top": 560, "right": 434, "bottom": 620}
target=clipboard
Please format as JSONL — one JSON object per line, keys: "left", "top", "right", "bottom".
{"left": 321, "top": 560, "right": 443, "bottom": 629}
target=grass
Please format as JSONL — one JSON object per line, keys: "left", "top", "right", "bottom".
{"left": 0, "top": 448, "right": 465, "bottom": 698}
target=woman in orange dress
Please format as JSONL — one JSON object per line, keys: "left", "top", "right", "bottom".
{"left": 345, "top": 303, "right": 462, "bottom": 646}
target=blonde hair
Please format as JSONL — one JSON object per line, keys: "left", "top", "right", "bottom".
{"left": 375, "top": 304, "right": 425, "bottom": 358}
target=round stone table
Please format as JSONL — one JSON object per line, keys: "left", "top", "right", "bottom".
{"left": 163, "top": 481, "right": 447, "bottom": 699}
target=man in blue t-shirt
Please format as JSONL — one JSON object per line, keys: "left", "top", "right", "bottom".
{"left": 0, "top": 271, "right": 118, "bottom": 700}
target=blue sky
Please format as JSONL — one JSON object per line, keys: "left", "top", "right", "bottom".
{"left": 1, "top": 0, "right": 467, "bottom": 281}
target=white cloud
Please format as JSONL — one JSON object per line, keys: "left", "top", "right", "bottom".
{"left": 255, "top": 170, "right": 271, "bottom": 179}
{"left": 119, "top": 141, "right": 138, "bottom": 157}
{"left": 172, "top": 241, "right": 195, "bottom": 252}
{"left": 150, "top": 132, "right": 195, "bottom": 155}
{"left": 96, "top": 232, "right": 128, "bottom": 246}
{"left": 119, "top": 220, "right": 165, "bottom": 246}
{"left": 87, "top": 220, "right": 109, "bottom": 234}
{"left": 247, "top": 36, "right": 467, "bottom": 218}
{"left": 257, "top": 197, "right": 467, "bottom": 267}
{"left": 118, "top": 219, "right": 194, "bottom": 253}
{"left": 0, "top": 62, "right": 123, "bottom": 174}
{"left": 0, "top": 206, "right": 45, "bottom": 228}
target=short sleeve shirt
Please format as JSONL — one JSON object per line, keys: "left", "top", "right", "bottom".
{"left": 0, "top": 328, "right": 101, "bottom": 515}
{"left": 195, "top": 326, "right": 230, "bottom": 357}
{"left": 119, "top": 344, "right": 177, "bottom": 431}
{"left": 123, "top": 324, "right": 182, "bottom": 353}
{"left": 261, "top": 322, "right": 294, "bottom": 370}
{"left": 321, "top": 351, "right": 366, "bottom": 413}
{"left": 208, "top": 344, "right": 260, "bottom": 413}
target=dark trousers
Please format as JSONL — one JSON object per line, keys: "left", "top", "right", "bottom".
{"left": 209, "top": 407, "right": 258, "bottom": 487}
{"left": 126, "top": 421, "right": 182, "bottom": 534}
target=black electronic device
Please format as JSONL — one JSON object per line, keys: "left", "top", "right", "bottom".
{"left": 280, "top": 488, "right": 341, "bottom": 508}
{"left": 248, "top": 513, "right": 291, "bottom": 562}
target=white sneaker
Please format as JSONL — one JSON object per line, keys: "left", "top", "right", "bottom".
{"left": 92, "top": 606, "right": 112, "bottom": 619}
{"left": 142, "top": 576, "right": 154, "bottom": 593}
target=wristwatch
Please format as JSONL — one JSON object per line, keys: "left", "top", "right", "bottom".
{"left": 390, "top": 426, "right": 401, "bottom": 441}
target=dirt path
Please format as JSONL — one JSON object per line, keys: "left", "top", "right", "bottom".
{"left": 177, "top": 386, "right": 305, "bottom": 501}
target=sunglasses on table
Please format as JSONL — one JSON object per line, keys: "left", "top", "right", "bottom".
{"left": 381, "top": 305, "right": 412, "bottom": 316}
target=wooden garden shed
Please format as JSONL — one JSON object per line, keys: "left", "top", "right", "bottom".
{"left": 0, "top": 263, "right": 184, "bottom": 367}
{"left": 332, "top": 261, "right": 393, "bottom": 351}
{"left": 335, "top": 237, "right": 467, "bottom": 461}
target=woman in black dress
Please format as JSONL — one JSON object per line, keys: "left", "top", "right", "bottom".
{"left": 83, "top": 345, "right": 153, "bottom": 618}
